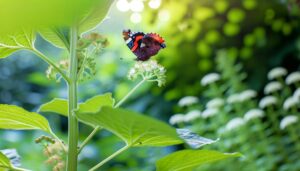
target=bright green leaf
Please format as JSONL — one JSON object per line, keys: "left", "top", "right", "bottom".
{"left": 0, "top": 152, "right": 11, "bottom": 169}
{"left": 156, "top": 150, "right": 242, "bottom": 171}
{"left": 78, "top": 0, "right": 114, "bottom": 34}
{"left": 76, "top": 107, "right": 183, "bottom": 147}
{"left": 38, "top": 93, "right": 114, "bottom": 117}
{"left": 0, "top": 104, "right": 52, "bottom": 133}
{"left": 0, "top": 29, "right": 35, "bottom": 58}
{"left": 38, "top": 28, "right": 69, "bottom": 49}
{"left": 38, "top": 98, "right": 68, "bottom": 116}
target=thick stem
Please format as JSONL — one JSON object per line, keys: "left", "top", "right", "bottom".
{"left": 67, "top": 26, "right": 79, "bottom": 171}
{"left": 89, "top": 145, "right": 130, "bottom": 171}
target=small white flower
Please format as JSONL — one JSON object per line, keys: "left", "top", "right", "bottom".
{"left": 202, "top": 108, "right": 219, "bottom": 118}
{"left": 280, "top": 115, "right": 298, "bottom": 130}
{"left": 178, "top": 96, "right": 199, "bottom": 107}
{"left": 206, "top": 98, "right": 224, "bottom": 109}
{"left": 184, "top": 110, "right": 201, "bottom": 122}
{"left": 169, "top": 114, "right": 185, "bottom": 125}
{"left": 240, "top": 89, "right": 257, "bottom": 102}
{"left": 286, "top": 71, "right": 300, "bottom": 85}
{"left": 268, "top": 67, "right": 287, "bottom": 80}
{"left": 293, "top": 88, "right": 300, "bottom": 100}
{"left": 283, "top": 96, "right": 299, "bottom": 110}
{"left": 259, "top": 96, "right": 278, "bottom": 108}
{"left": 244, "top": 109, "right": 265, "bottom": 121}
{"left": 227, "top": 93, "right": 241, "bottom": 104}
{"left": 225, "top": 117, "right": 245, "bottom": 131}
{"left": 264, "top": 81, "right": 282, "bottom": 94}
{"left": 201, "top": 73, "right": 221, "bottom": 86}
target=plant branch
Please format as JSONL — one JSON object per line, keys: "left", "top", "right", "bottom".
{"left": 30, "top": 48, "right": 70, "bottom": 83}
{"left": 78, "top": 127, "right": 101, "bottom": 154}
{"left": 115, "top": 78, "right": 146, "bottom": 108}
{"left": 89, "top": 145, "right": 130, "bottom": 171}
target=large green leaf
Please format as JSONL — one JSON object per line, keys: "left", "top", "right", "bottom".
{"left": 0, "top": 29, "right": 35, "bottom": 58}
{"left": 156, "top": 150, "right": 242, "bottom": 171}
{"left": 0, "top": 104, "right": 52, "bottom": 133}
{"left": 38, "top": 28, "right": 69, "bottom": 49}
{"left": 38, "top": 93, "right": 114, "bottom": 117}
{"left": 78, "top": 0, "right": 114, "bottom": 34}
{"left": 0, "top": 152, "right": 11, "bottom": 170}
{"left": 76, "top": 107, "right": 183, "bottom": 147}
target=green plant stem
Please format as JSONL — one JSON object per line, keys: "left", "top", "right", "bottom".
{"left": 78, "top": 127, "right": 101, "bottom": 154}
{"left": 67, "top": 25, "right": 79, "bottom": 171}
{"left": 30, "top": 48, "right": 70, "bottom": 83}
{"left": 115, "top": 78, "right": 146, "bottom": 108}
{"left": 78, "top": 78, "right": 147, "bottom": 155}
{"left": 89, "top": 145, "right": 130, "bottom": 171}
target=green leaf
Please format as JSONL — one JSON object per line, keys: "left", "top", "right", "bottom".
{"left": 0, "top": 29, "right": 35, "bottom": 58}
{"left": 78, "top": 0, "right": 114, "bottom": 34}
{"left": 38, "top": 93, "right": 114, "bottom": 117}
{"left": 0, "top": 152, "right": 11, "bottom": 169}
{"left": 38, "top": 28, "right": 69, "bottom": 49}
{"left": 0, "top": 104, "right": 52, "bottom": 133}
{"left": 156, "top": 150, "right": 242, "bottom": 171}
{"left": 38, "top": 98, "right": 69, "bottom": 116}
{"left": 76, "top": 107, "right": 183, "bottom": 147}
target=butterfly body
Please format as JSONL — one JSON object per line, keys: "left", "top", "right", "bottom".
{"left": 123, "top": 29, "right": 166, "bottom": 61}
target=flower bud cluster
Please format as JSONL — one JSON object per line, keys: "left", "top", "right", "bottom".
{"left": 127, "top": 60, "right": 166, "bottom": 87}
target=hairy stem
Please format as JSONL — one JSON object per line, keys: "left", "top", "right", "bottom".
{"left": 89, "top": 145, "right": 130, "bottom": 171}
{"left": 66, "top": 25, "right": 79, "bottom": 171}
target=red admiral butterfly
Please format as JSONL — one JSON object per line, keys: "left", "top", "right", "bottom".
{"left": 123, "top": 29, "right": 166, "bottom": 61}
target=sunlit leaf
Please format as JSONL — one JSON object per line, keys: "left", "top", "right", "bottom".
{"left": 78, "top": 0, "right": 114, "bottom": 34}
{"left": 0, "top": 29, "right": 35, "bottom": 58}
{"left": 0, "top": 104, "right": 52, "bottom": 133}
{"left": 76, "top": 107, "right": 183, "bottom": 146}
{"left": 156, "top": 150, "right": 242, "bottom": 171}
{"left": 38, "top": 28, "right": 69, "bottom": 49}
{"left": 38, "top": 93, "right": 114, "bottom": 117}
{"left": 38, "top": 98, "right": 68, "bottom": 116}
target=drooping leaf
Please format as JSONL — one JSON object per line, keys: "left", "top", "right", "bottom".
{"left": 38, "top": 93, "right": 114, "bottom": 117}
{"left": 156, "top": 150, "right": 242, "bottom": 171}
{"left": 38, "top": 28, "right": 69, "bottom": 49}
{"left": 78, "top": 0, "right": 114, "bottom": 34}
{"left": 176, "top": 129, "right": 219, "bottom": 149}
{"left": 38, "top": 98, "right": 69, "bottom": 116}
{"left": 0, "top": 28, "right": 35, "bottom": 58}
{"left": 76, "top": 107, "right": 183, "bottom": 147}
{"left": 0, "top": 104, "right": 52, "bottom": 133}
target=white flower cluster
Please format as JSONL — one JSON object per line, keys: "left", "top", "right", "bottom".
{"left": 178, "top": 96, "right": 199, "bottom": 107}
{"left": 293, "top": 88, "right": 300, "bottom": 100}
{"left": 202, "top": 108, "right": 219, "bottom": 118}
{"left": 283, "top": 96, "right": 299, "bottom": 110}
{"left": 280, "top": 115, "right": 298, "bottom": 130}
{"left": 227, "top": 89, "right": 257, "bottom": 104}
{"left": 268, "top": 67, "right": 287, "bottom": 80}
{"left": 169, "top": 110, "right": 202, "bottom": 125}
{"left": 244, "top": 109, "right": 265, "bottom": 121}
{"left": 286, "top": 71, "right": 300, "bottom": 85}
{"left": 259, "top": 96, "right": 278, "bottom": 109}
{"left": 225, "top": 117, "right": 246, "bottom": 131}
{"left": 264, "top": 81, "right": 282, "bottom": 94}
{"left": 206, "top": 98, "right": 224, "bottom": 109}
{"left": 127, "top": 60, "right": 166, "bottom": 86}
{"left": 200, "top": 73, "right": 221, "bottom": 86}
